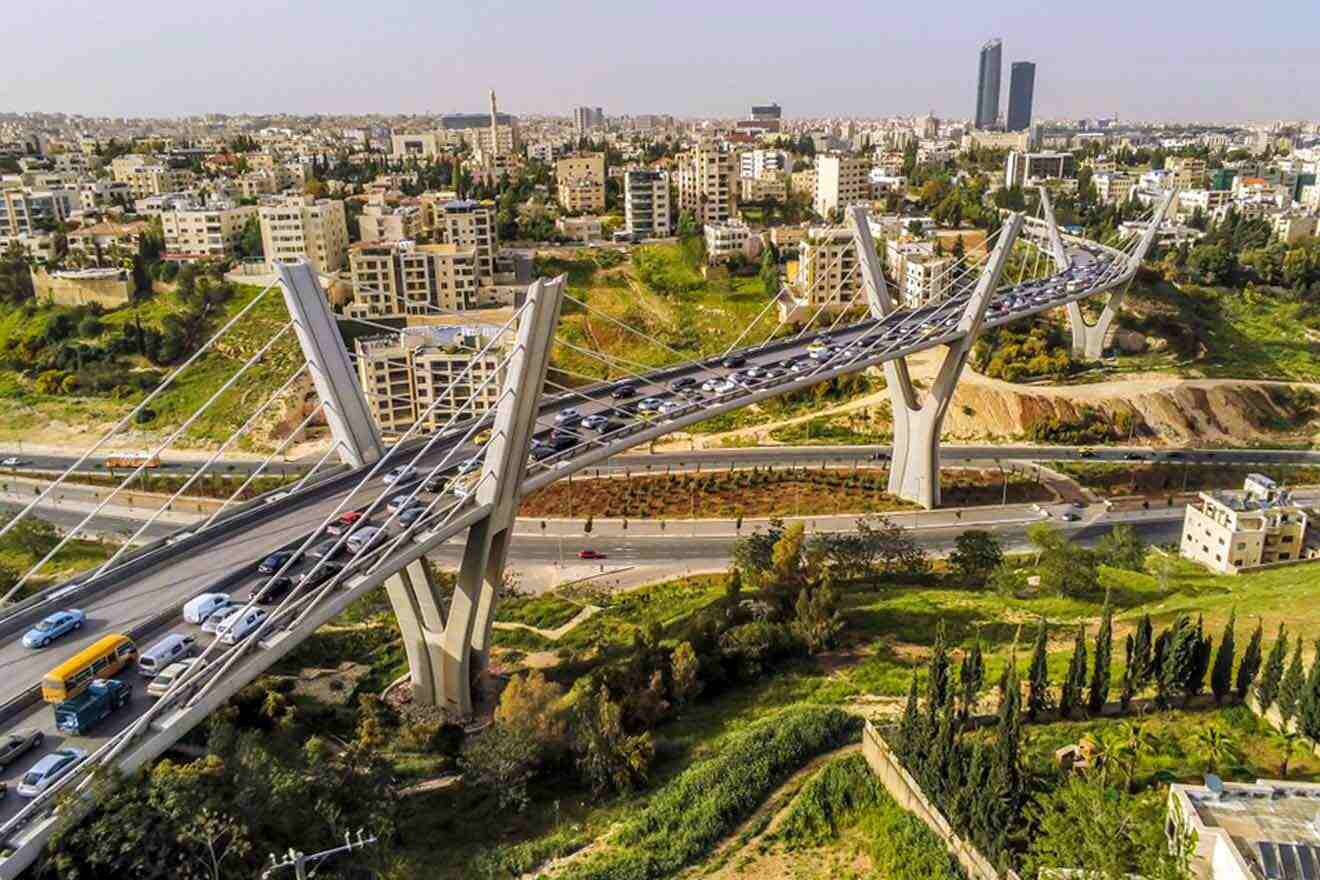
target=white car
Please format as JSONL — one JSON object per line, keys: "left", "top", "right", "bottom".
{"left": 345, "top": 526, "right": 385, "bottom": 555}
{"left": 215, "top": 608, "right": 268, "bottom": 645}
{"left": 1, "top": 457, "right": 20, "bottom": 467}
{"left": 17, "top": 747, "right": 86, "bottom": 797}
{"left": 147, "top": 658, "right": 206, "bottom": 698}
{"left": 183, "top": 592, "right": 231, "bottom": 625}
{"left": 383, "top": 466, "right": 417, "bottom": 485}
{"left": 710, "top": 380, "right": 737, "bottom": 394}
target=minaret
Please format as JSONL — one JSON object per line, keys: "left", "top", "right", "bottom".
{"left": 488, "top": 89, "right": 499, "bottom": 160}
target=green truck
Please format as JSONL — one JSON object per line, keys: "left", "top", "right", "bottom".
{"left": 53, "top": 678, "right": 132, "bottom": 735}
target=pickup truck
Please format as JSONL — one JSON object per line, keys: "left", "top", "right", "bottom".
{"left": 53, "top": 679, "right": 132, "bottom": 735}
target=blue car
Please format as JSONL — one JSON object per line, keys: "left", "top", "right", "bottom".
{"left": 22, "top": 609, "right": 86, "bottom": 649}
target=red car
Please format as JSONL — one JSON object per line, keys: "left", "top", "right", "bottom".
{"left": 578, "top": 549, "right": 606, "bottom": 560}
{"left": 326, "top": 510, "right": 365, "bottom": 536}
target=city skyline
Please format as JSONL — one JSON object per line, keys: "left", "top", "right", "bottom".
{"left": 3, "top": 0, "right": 1320, "bottom": 123}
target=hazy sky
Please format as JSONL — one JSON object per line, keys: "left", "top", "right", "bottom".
{"left": 5, "top": 0, "right": 1318, "bottom": 123}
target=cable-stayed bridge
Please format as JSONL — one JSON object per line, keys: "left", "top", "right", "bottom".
{"left": 0, "top": 191, "right": 1172, "bottom": 876}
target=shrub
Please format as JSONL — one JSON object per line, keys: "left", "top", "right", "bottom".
{"left": 775, "top": 753, "right": 883, "bottom": 846}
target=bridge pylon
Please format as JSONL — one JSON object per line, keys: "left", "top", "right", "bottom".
{"left": 851, "top": 210, "right": 1023, "bottom": 509}
{"left": 275, "top": 260, "right": 386, "bottom": 468}
{"left": 1056, "top": 188, "right": 1176, "bottom": 360}
{"left": 388, "top": 276, "right": 565, "bottom": 717}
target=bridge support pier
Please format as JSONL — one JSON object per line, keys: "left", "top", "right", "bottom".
{"left": 274, "top": 260, "right": 385, "bottom": 468}
{"left": 389, "top": 277, "right": 565, "bottom": 717}
{"left": 851, "top": 208, "right": 1023, "bottom": 509}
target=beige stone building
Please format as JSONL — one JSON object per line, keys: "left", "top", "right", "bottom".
{"left": 67, "top": 220, "right": 149, "bottom": 268}
{"left": 31, "top": 267, "right": 132, "bottom": 308}
{"left": 258, "top": 195, "right": 349, "bottom": 273}
{"left": 623, "top": 170, "right": 671, "bottom": 239}
{"left": 677, "top": 142, "right": 736, "bottom": 225}
{"left": 109, "top": 155, "right": 192, "bottom": 199}
{"left": 781, "top": 227, "right": 860, "bottom": 320}
{"left": 160, "top": 202, "right": 257, "bottom": 263}
{"left": 355, "top": 324, "right": 510, "bottom": 434}
{"left": 814, "top": 155, "right": 871, "bottom": 218}
{"left": 555, "top": 154, "right": 607, "bottom": 214}
{"left": 1167, "top": 156, "right": 1209, "bottom": 190}
{"left": 346, "top": 240, "right": 479, "bottom": 319}
{"left": 739, "top": 174, "right": 788, "bottom": 203}
{"left": 1180, "top": 474, "right": 1310, "bottom": 573}
{"left": 357, "top": 201, "right": 423, "bottom": 242}
{"left": 1168, "top": 778, "right": 1320, "bottom": 879}
{"left": 434, "top": 199, "right": 498, "bottom": 284}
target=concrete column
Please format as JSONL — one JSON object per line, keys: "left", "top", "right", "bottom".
{"left": 423, "top": 276, "right": 565, "bottom": 716}
{"left": 1065, "top": 189, "right": 1176, "bottom": 360}
{"left": 384, "top": 559, "right": 445, "bottom": 701}
{"left": 1037, "top": 187, "right": 1071, "bottom": 271}
{"left": 848, "top": 205, "right": 896, "bottom": 320}
{"left": 274, "top": 260, "right": 384, "bottom": 468}
{"left": 883, "top": 214, "right": 1022, "bottom": 508}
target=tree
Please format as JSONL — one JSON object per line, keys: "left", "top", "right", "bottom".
{"left": 1235, "top": 620, "right": 1267, "bottom": 701}
{"left": 959, "top": 633, "right": 986, "bottom": 723}
{"left": 1088, "top": 595, "right": 1114, "bottom": 714}
{"left": 948, "top": 530, "right": 1003, "bottom": 586}
{"left": 1158, "top": 616, "right": 1200, "bottom": 707}
{"left": 1254, "top": 623, "right": 1286, "bottom": 709}
{"left": 1188, "top": 615, "right": 1213, "bottom": 698}
{"left": 897, "top": 671, "right": 923, "bottom": 760}
{"left": 1060, "top": 625, "right": 1088, "bottom": 720}
{"left": 1027, "top": 617, "right": 1053, "bottom": 720}
{"left": 1192, "top": 726, "right": 1244, "bottom": 774}
{"left": 1120, "top": 634, "right": 1138, "bottom": 711}
{"left": 1095, "top": 524, "right": 1146, "bottom": 571}
{"left": 1279, "top": 637, "right": 1307, "bottom": 725}
{"left": 495, "top": 670, "right": 568, "bottom": 758}
{"left": 1210, "top": 610, "right": 1236, "bottom": 704}
{"left": 791, "top": 582, "right": 843, "bottom": 653}
{"left": 461, "top": 724, "right": 540, "bottom": 811}
{"left": 759, "top": 247, "right": 779, "bottom": 297}
{"left": 1297, "top": 641, "right": 1320, "bottom": 742}
{"left": 1133, "top": 614, "right": 1155, "bottom": 687}
{"left": 926, "top": 621, "right": 952, "bottom": 727}
{"left": 571, "top": 684, "right": 655, "bottom": 795}
{"left": 670, "top": 641, "right": 702, "bottom": 704}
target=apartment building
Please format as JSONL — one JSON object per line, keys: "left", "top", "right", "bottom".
{"left": 677, "top": 142, "right": 736, "bottom": 225}
{"left": 346, "top": 239, "right": 479, "bottom": 319}
{"left": 813, "top": 155, "right": 870, "bottom": 218}
{"left": 257, "top": 195, "right": 350, "bottom": 273}
{"left": 789, "top": 227, "right": 860, "bottom": 316}
{"left": 355, "top": 324, "right": 509, "bottom": 434}
{"left": 358, "top": 201, "right": 423, "bottom": 242}
{"left": 435, "top": 199, "right": 497, "bottom": 284}
{"left": 77, "top": 180, "right": 132, "bottom": 210}
{"left": 1271, "top": 212, "right": 1318, "bottom": 244}
{"left": 389, "top": 131, "right": 442, "bottom": 159}
{"left": 703, "top": 219, "right": 752, "bottom": 264}
{"left": 439, "top": 113, "right": 519, "bottom": 156}
{"left": 67, "top": 220, "right": 149, "bottom": 267}
{"left": 1005, "top": 151, "right": 1076, "bottom": 188}
{"left": 903, "top": 253, "right": 955, "bottom": 307}
{"left": 160, "top": 202, "right": 257, "bottom": 262}
{"left": 1175, "top": 189, "right": 1233, "bottom": 223}
{"left": 0, "top": 187, "right": 78, "bottom": 236}
{"left": 555, "top": 153, "right": 607, "bottom": 214}
{"left": 739, "top": 149, "right": 792, "bottom": 180}
{"left": 1167, "top": 156, "right": 1209, "bottom": 190}
{"left": 109, "top": 155, "right": 192, "bottom": 199}
{"left": 1092, "top": 171, "right": 1137, "bottom": 205}
{"left": 790, "top": 168, "right": 817, "bottom": 199}
{"left": 623, "top": 170, "right": 671, "bottom": 239}
{"left": 739, "top": 174, "right": 788, "bottom": 203}
{"left": 1180, "top": 474, "right": 1310, "bottom": 574}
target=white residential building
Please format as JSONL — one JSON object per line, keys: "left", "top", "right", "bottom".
{"left": 703, "top": 219, "right": 752, "bottom": 264}
{"left": 1180, "top": 474, "right": 1310, "bottom": 574}
{"left": 258, "top": 195, "right": 350, "bottom": 273}
{"left": 739, "top": 149, "right": 792, "bottom": 180}
{"left": 1168, "top": 778, "right": 1320, "bottom": 879}
{"left": 1005, "top": 151, "right": 1075, "bottom": 188}
{"left": 677, "top": 142, "right": 735, "bottom": 225}
{"left": 813, "top": 155, "right": 870, "bottom": 218}
{"left": 160, "top": 202, "right": 257, "bottom": 262}
{"left": 624, "top": 170, "right": 671, "bottom": 239}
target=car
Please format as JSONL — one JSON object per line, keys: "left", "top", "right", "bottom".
{"left": 308, "top": 538, "right": 342, "bottom": 560}
{"left": 387, "top": 494, "right": 418, "bottom": 513}
{"left": 183, "top": 593, "right": 231, "bottom": 625}
{"left": 147, "top": 658, "right": 206, "bottom": 699}
{"left": 326, "top": 510, "right": 364, "bottom": 536}
{"left": 578, "top": 549, "right": 606, "bottom": 560}
{"left": 456, "top": 457, "right": 482, "bottom": 474}
{"left": 1165, "top": 451, "right": 1184, "bottom": 459}
{"left": 670, "top": 376, "right": 697, "bottom": 391}
{"left": 658, "top": 401, "right": 684, "bottom": 415}
{"left": 383, "top": 466, "right": 418, "bottom": 485}
{"left": 761, "top": 367, "right": 786, "bottom": 379}
{"left": 1, "top": 457, "right": 20, "bottom": 467}
{"left": 529, "top": 442, "right": 556, "bottom": 462}
{"left": 581, "top": 414, "right": 611, "bottom": 431}
{"left": 554, "top": 408, "right": 582, "bottom": 427}
{"left": 422, "top": 475, "right": 448, "bottom": 493}
{"left": 1079, "top": 450, "right": 1097, "bottom": 459}
{"left": 1124, "top": 452, "right": 1145, "bottom": 461}
{"left": 805, "top": 342, "right": 829, "bottom": 357}
{"left": 789, "top": 361, "right": 811, "bottom": 373}
{"left": 1060, "top": 512, "right": 1081, "bottom": 522}
{"left": 21, "top": 609, "right": 85, "bottom": 649}
{"left": 701, "top": 378, "right": 723, "bottom": 392}
{"left": 257, "top": 550, "right": 294, "bottom": 575}
{"left": 54, "top": 678, "right": 132, "bottom": 734}
{"left": 609, "top": 382, "right": 639, "bottom": 399}
{"left": 0, "top": 729, "right": 43, "bottom": 767}
{"left": 299, "top": 562, "right": 344, "bottom": 588}
{"left": 744, "top": 365, "right": 766, "bottom": 378}
{"left": 345, "top": 526, "right": 385, "bottom": 555}
{"left": 710, "top": 380, "right": 737, "bottom": 394}
{"left": 138, "top": 633, "right": 197, "bottom": 677}
{"left": 253, "top": 575, "right": 295, "bottom": 605}
{"left": 16, "top": 748, "right": 86, "bottom": 798}
{"left": 637, "top": 397, "right": 665, "bottom": 413}
{"left": 215, "top": 608, "right": 269, "bottom": 645}
{"left": 397, "top": 504, "right": 428, "bottom": 526}
{"left": 720, "top": 355, "right": 746, "bottom": 369}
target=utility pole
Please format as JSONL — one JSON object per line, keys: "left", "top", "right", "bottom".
{"left": 263, "top": 830, "right": 377, "bottom": 880}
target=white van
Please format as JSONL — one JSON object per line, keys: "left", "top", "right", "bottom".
{"left": 216, "top": 608, "right": 268, "bottom": 645}
{"left": 183, "top": 593, "right": 231, "bottom": 625}
{"left": 137, "top": 633, "right": 197, "bottom": 677}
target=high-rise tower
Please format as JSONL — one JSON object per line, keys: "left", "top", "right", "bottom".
{"left": 488, "top": 90, "right": 499, "bottom": 159}
{"left": 975, "top": 39, "right": 1003, "bottom": 130}
{"left": 1007, "top": 62, "right": 1036, "bottom": 132}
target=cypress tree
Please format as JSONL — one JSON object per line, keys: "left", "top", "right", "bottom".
{"left": 1026, "top": 618, "right": 1053, "bottom": 720}
{"left": 1280, "top": 637, "right": 1307, "bottom": 725}
{"left": 1211, "top": 610, "right": 1237, "bottom": 704}
{"left": 986, "top": 661, "right": 1025, "bottom": 863}
{"left": 1120, "top": 633, "right": 1137, "bottom": 711}
{"left": 1088, "top": 595, "right": 1114, "bottom": 714}
{"left": 1298, "top": 641, "right": 1320, "bottom": 742}
{"left": 1133, "top": 614, "right": 1154, "bottom": 685}
{"left": 1255, "top": 623, "right": 1288, "bottom": 710}
{"left": 959, "top": 632, "right": 985, "bottom": 726}
{"left": 1188, "top": 615, "right": 1213, "bottom": 697}
{"left": 927, "top": 621, "right": 951, "bottom": 728}
{"left": 1235, "top": 620, "right": 1267, "bottom": 701}
{"left": 1158, "top": 616, "right": 1197, "bottom": 708}
{"left": 1059, "top": 624, "right": 1088, "bottom": 720}
{"left": 898, "top": 671, "right": 921, "bottom": 759}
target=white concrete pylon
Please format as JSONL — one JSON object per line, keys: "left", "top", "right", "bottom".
{"left": 1038, "top": 186, "right": 1070, "bottom": 271}
{"left": 848, "top": 205, "right": 896, "bottom": 319}
{"left": 1065, "top": 189, "right": 1177, "bottom": 360}
{"left": 387, "top": 276, "right": 565, "bottom": 717}
{"left": 275, "top": 260, "right": 385, "bottom": 468}
{"left": 854, "top": 213, "right": 1023, "bottom": 509}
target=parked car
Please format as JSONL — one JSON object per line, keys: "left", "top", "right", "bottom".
{"left": 147, "top": 658, "right": 206, "bottom": 699}
{"left": 54, "top": 679, "right": 132, "bottom": 734}
{"left": 1, "top": 457, "right": 21, "bottom": 467}
{"left": 137, "top": 634, "right": 196, "bottom": 677}
{"left": 16, "top": 747, "right": 86, "bottom": 797}
{"left": 215, "top": 608, "right": 269, "bottom": 645}
{"left": 637, "top": 397, "right": 665, "bottom": 413}
{"left": 456, "top": 457, "right": 481, "bottom": 474}
{"left": 257, "top": 550, "right": 294, "bottom": 575}
{"left": 21, "top": 610, "right": 85, "bottom": 649}
{"left": 383, "top": 466, "right": 417, "bottom": 485}
{"left": 183, "top": 593, "right": 231, "bottom": 625}
{"left": 387, "top": 494, "right": 418, "bottom": 513}
{"left": 397, "top": 504, "right": 428, "bottom": 526}
{"left": 326, "top": 511, "right": 364, "bottom": 536}
{"left": 0, "top": 729, "right": 44, "bottom": 767}
{"left": 581, "top": 414, "right": 611, "bottom": 431}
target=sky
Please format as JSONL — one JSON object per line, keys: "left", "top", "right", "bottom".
{"left": 4, "top": 0, "right": 1319, "bottom": 124}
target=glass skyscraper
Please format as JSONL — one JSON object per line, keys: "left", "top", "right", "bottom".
{"left": 1007, "top": 61, "right": 1036, "bottom": 132}
{"left": 975, "top": 39, "right": 1003, "bottom": 130}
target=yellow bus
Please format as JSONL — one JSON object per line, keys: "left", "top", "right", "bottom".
{"left": 41, "top": 634, "right": 137, "bottom": 703}
{"left": 104, "top": 452, "right": 160, "bottom": 470}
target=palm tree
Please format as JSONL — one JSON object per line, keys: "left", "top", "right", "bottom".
{"left": 1194, "top": 726, "right": 1244, "bottom": 775}
{"left": 1114, "top": 720, "right": 1164, "bottom": 793}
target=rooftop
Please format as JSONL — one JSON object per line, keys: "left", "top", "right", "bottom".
{"left": 1173, "top": 779, "right": 1320, "bottom": 879}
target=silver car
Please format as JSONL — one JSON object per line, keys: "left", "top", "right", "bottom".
{"left": 0, "top": 729, "right": 43, "bottom": 767}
